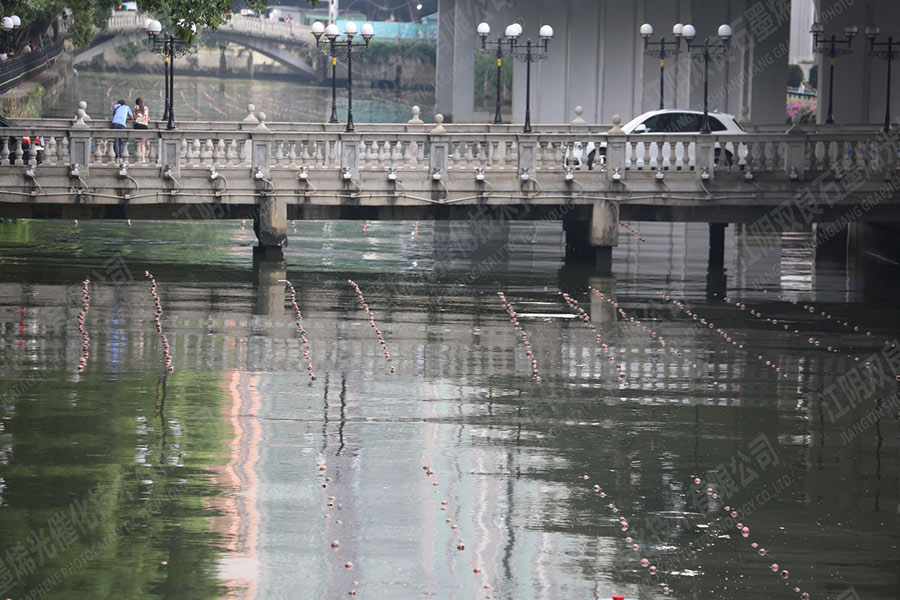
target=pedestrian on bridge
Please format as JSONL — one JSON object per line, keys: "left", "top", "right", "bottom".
{"left": 110, "top": 99, "right": 133, "bottom": 164}
{"left": 133, "top": 98, "right": 149, "bottom": 164}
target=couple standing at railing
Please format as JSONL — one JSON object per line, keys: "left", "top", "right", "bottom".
{"left": 110, "top": 98, "right": 151, "bottom": 164}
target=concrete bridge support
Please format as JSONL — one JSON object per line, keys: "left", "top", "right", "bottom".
{"left": 563, "top": 200, "right": 619, "bottom": 272}
{"left": 253, "top": 196, "right": 288, "bottom": 261}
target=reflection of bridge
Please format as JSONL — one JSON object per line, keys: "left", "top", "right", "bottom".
{"left": 74, "top": 12, "right": 315, "bottom": 78}
{"left": 2, "top": 101, "right": 900, "bottom": 269}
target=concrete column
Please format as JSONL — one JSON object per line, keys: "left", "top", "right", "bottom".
{"left": 590, "top": 199, "right": 619, "bottom": 272}
{"left": 435, "top": 0, "right": 476, "bottom": 122}
{"left": 254, "top": 196, "right": 287, "bottom": 260}
{"left": 708, "top": 222, "right": 727, "bottom": 269}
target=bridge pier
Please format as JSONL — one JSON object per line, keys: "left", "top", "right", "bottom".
{"left": 253, "top": 196, "right": 288, "bottom": 260}
{"left": 563, "top": 200, "right": 619, "bottom": 273}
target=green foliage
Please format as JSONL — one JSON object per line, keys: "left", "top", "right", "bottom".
{"left": 2, "top": 1, "right": 319, "bottom": 49}
{"left": 809, "top": 64, "right": 818, "bottom": 89}
{"left": 116, "top": 41, "right": 142, "bottom": 60}
{"left": 473, "top": 50, "right": 512, "bottom": 109}
{"left": 787, "top": 64, "right": 803, "bottom": 88}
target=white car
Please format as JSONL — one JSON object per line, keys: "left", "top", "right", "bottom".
{"left": 566, "top": 109, "right": 746, "bottom": 170}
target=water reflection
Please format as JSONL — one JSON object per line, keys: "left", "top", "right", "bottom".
{"left": 0, "top": 219, "right": 897, "bottom": 599}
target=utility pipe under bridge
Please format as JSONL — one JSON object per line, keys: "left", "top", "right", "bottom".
{"left": 3, "top": 107, "right": 900, "bottom": 270}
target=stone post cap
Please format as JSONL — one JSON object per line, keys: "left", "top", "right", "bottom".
{"left": 243, "top": 103, "right": 259, "bottom": 125}
{"left": 408, "top": 105, "right": 424, "bottom": 124}
{"left": 254, "top": 111, "right": 270, "bottom": 132}
{"left": 430, "top": 113, "right": 446, "bottom": 134}
{"left": 72, "top": 108, "right": 89, "bottom": 128}
{"left": 608, "top": 114, "right": 624, "bottom": 134}
{"left": 571, "top": 105, "right": 586, "bottom": 124}
{"left": 74, "top": 100, "right": 91, "bottom": 123}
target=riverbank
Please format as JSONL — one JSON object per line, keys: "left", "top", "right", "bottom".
{"left": 0, "top": 42, "right": 73, "bottom": 118}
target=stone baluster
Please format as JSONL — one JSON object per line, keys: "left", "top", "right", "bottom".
{"left": 1, "top": 138, "right": 9, "bottom": 165}
{"left": 94, "top": 139, "right": 104, "bottom": 165}
{"left": 300, "top": 139, "right": 311, "bottom": 165}
{"left": 416, "top": 140, "right": 425, "bottom": 166}
{"left": 204, "top": 139, "right": 215, "bottom": 164}
{"left": 288, "top": 140, "right": 297, "bottom": 168}
{"left": 214, "top": 138, "right": 224, "bottom": 166}
{"left": 46, "top": 137, "right": 57, "bottom": 166}
{"left": 13, "top": 139, "right": 23, "bottom": 166}
{"left": 655, "top": 141, "right": 664, "bottom": 171}
{"left": 392, "top": 141, "right": 403, "bottom": 163}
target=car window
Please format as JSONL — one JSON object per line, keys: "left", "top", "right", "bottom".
{"left": 708, "top": 116, "right": 727, "bottom": 132}
{"left": 668, "top": 113, "right": 700, "bottom": 132}
{"left": 637, "top": 115, "right": 660, "bottom": 132}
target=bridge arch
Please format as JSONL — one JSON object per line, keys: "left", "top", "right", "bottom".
{"left": 73, "top": 17, "right": 316, "bottom": 79}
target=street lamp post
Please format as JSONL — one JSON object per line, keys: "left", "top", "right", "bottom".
{"left": 475, "top": 22, "right": 507, "bottom": 124}
{"left": 683, "top": 23, "right": 732, "bottom": 134}
{"left": 811, "top": 21, "right": 857, "bottom": 124}
{"left": 865, "top": 26, "right": 900, "bottom": 133}
{"left": 639, "top": 22, "right": 684, "bottom": 110}
{"left": 312, "top": 21, "right": 375, "bottom": 132}
{"left": 311, "top": 21, "right": 340, "bottom": 123}
{"left": 504, "top": 23, "right": 553, "bottom": 134}
{"left": 1, "top": 15, "right": 21, "bottom": 56}
{"left": 143, "top": 19, "right": 191, "bottom": 130}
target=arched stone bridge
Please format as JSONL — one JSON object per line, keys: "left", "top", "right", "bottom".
{"left": 74, "top": 12, "right": 316, "bottom": 78}
{"left": 2, "top": 102, "right": 900, "bottom": 270}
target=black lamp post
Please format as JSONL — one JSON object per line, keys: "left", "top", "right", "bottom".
{"left": 865, "top": 26, "right": 900, "bottom": 133}
{"left": 683, "top": 23, "right": 732, "bottom": 134}
{"left": 312, "top": 21, "right": 375, "bottom": 132}
{"left": 811, "top": 21, "right": 857, "bottom": 125}
{"left": 143, "top": 18, "right": 191, "bottom": 130}
{"left": 311, "top": 21, "right": 340, "bottom": 123}
{"left": 639, "top": 22, "right": 684, "bottom": 110}
{"left": 504, "top": 22, "right": 553, "bottom": 134}
{"left": 475, "top": 21, "right": 508, "bottom": 124}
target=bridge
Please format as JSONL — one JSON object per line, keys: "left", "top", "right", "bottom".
{"left": 2, "top": 101, "right": 899, "bottom": 269}
{"left": 74, "top": 12, "right": 316, "bottom": 78}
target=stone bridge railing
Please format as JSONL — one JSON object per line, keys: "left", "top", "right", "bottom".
{"left": 3, "top": 106, "right": 897, "bottom": 184}
{"left": 105, "top": 11, "right": 312, "bottom": 43}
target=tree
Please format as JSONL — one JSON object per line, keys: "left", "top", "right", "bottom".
{"left": 1, "top": 0, "right": 319, "bottom": 49}
{"left": 787, "top": 64, "right": 803, "bottom": 89}
{"left": 808, "top": 64, "right": 818, "bottom": 90}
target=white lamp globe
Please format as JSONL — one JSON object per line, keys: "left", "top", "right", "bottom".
{"left": 639, "top": 23, "right": 653, "bottom": 38}
{"left": 344, "top": 21, "right": 357, "bottom": 37}
{"left": 539, "top": 24, "right": 553, "bottom": 40}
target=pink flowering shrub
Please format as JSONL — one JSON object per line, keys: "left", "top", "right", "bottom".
{"left": 786, "top": 98, "right": 817, "bottom": 124}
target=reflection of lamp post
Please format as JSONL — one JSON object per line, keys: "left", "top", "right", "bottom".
{"left": 475, "top": 22, "right": 508, "bottom": 125}
{"left": 1, "top": 15, "right": 21, "bottom": 55}
{"left": 683, "top": 23, "right": 732, "bottom": 134}
{"left": 312, "top": 21, "right": 375, "bottom": 132}
{"left": 865, "top": 26, "right": 900, "bottom": 133}
{"left": 143, "top": 18, "right": 191, "bottom": 130}
{"left": 811, "top": 21, "right": 857, "bottom": 124}
{"left": 639, "top": 22, "right": 684, "bottom": 110}
{"left": 504, "top": 22, "right": 553, "bottom": 134}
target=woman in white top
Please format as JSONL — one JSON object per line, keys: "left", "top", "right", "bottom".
{"left": 133, "top": 98, "right": 150, "bottom": 163}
